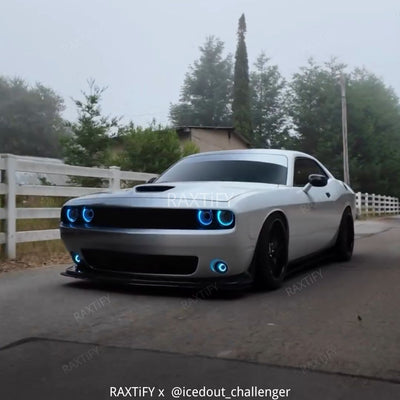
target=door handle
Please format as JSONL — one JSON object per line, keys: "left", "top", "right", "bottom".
{"left": 326, "top": 192, "right": 331, "bottom": 198}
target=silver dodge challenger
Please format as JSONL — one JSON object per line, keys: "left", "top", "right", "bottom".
{"left": 60, "top": 149, "right": 355, "bottom": 290}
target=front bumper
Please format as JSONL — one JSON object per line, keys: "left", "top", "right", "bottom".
{"left": 61, "top": 265, "right": 253, "bottom": 290}
{"left": 60, "top": 224, "right": 256, "bottom": 279}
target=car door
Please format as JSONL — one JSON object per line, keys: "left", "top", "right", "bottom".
{"left": 290, "top": 157, "right": 336, "bottom": 257}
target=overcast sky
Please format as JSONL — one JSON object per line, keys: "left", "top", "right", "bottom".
{"left": 1, "top": 0, "right": 399, "bottom": 126}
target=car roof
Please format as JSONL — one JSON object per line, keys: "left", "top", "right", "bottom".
{"left": 185, "top": 149, "right": 313, "bottom": 160}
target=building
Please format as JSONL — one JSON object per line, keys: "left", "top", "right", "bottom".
{"left": 176, "top": 126, "right": 251, "bottom": 153}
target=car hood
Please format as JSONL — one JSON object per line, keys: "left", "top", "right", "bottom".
{"left": 69, "top": 181, "right": 281, "bottom": 204}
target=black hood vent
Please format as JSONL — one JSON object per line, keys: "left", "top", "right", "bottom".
{"left": 135, "top": 185, "right": 174, "bottom": 192}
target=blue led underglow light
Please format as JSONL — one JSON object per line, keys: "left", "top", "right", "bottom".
{"left": 82, "top": 207, "right": 94, "bottom": 223}
{"left": 216, "top": 210, "right": 234, "bottom": 227}
{"left": 197, "top": 210, "right": 213, "bottom": 226}
{"left": 72, "top": 253, "right": 81, "bottom": 264}
{"left": 66, "top": 207, "right": 79, "bottom": 223}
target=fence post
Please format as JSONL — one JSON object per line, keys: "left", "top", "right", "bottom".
{"left": 378, "top": 194, "right": 382, "bottom": 215}
{"left": 356, "top": 192, "right": 362, "bottom": 217}
{"left": 5, "top": 155, "right": 17, "bottom": 259}
{"left": 109, "top": 166, "right": 121, "bottom": 192}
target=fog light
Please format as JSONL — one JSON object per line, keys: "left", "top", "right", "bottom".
{"left": 210, "top": 259, "right": 228, "bottom": 274}
{"left": 82, "top": 207, "right": 94, "bottom": 223}
{"left": 72, "top": 252, "right": 81, "bottom": 264}
{"left": 216, "top": 262, "right": 227, "bottom": 273}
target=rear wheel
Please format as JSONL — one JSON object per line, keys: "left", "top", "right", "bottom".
{"left": 335, "top": 208, "right": 354, "bottom": 261}
{"left": 253, "top": 214, "right": 288, "bottom": 290}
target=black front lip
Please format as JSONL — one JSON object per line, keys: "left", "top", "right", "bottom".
{"left": 61, "top": 266, "right": 253, "bottom": 290}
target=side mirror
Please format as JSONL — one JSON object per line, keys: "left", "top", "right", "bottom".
{"left": 146, "top": 177, "right": 157, "bottom": 184}
{"left": 308, "top": 174, "right": 328, "bottom": 187}
{"left": 303, "top": 174, "right": 328, "bottom": 193}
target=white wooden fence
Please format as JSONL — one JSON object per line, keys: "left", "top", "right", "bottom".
{"left": 0, "top": 154, "right": 157, "bottom": 259}
{"left": 355, "top": 192, "right": 399, "bottom": 217}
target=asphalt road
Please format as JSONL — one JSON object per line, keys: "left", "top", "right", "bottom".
{"left": 1, "top": 216, "right": 400, "bottom": 399}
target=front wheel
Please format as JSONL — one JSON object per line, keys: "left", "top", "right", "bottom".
{"left": 253, "top": 214, "right": 288, "bottom": 290}
{"left": 335, "top": 209, "right": 354, "bottom": 262}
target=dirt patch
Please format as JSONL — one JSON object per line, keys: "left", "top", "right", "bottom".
{"left": 0, "top": 253, "right": 71, "bottom": 274}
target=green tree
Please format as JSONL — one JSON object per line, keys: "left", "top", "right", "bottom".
{"left": 61, "top": 80, "right": 117, "bottom": 168}
{"left": 118, "top": 124, "right": 198, "bottom": 174}
{"left": 232, "top": 13, "right": 252, "bottom": 140}
{"left": 289, "top": 59, "right": 345, "bottom": 177}
{"left": 0, "top": 77, "right": 65, "bottom": 157}
{"left": 289, "top": 59, "right": 400, "bottom": 196}
{"left": 169, "top": 36, "right": 233, "bottom": 126}
{"left": 250, "top": 52, "right": 290, "bottom": 148}
{"left": 346, "top": 69, "right": 400, "bottom": 196}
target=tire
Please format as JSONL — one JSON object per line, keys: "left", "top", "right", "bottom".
{"left": 253, "top": 214, "right": 288, "bottom": 290}
{"left": 335, "top": 208, "right": 354, "bottom": 262}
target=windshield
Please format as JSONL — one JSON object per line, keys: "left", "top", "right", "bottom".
{"left": 157, "top": 159, "right": 287, "bottom": 184}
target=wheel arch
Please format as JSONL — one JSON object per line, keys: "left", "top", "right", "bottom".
{"left": 254, "top": 209, "right": 290, "bottom": 260}
{"left": 341, "top": 204, "right": 354, "bottom": 221}
{"left": 261, "top": 209, "right": 289, "bottom": 239}
{"left": 250, "top": 209, "right": 289, "bottom": 289}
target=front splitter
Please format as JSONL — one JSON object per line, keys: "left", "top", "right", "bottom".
{"left": 61, "top": 266, "right": 253, "bottom": 291}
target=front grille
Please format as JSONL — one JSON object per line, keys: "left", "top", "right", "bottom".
{"left": 93, "top": 207, "right": 198, "bottom": 229}
{"left": 61, "top": 206, "right": 235, "bottom": 230}
{"left": 62, "top": 207, "right": 198, "bottom": 229}
{"left": 81, "top": 249, "right": 198, "bottom": 275}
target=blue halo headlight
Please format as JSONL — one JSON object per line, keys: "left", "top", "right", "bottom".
{"left": 66, "top": 207, "right": 79, "bottom": 223}
{"left": 216, "top": 210, "right": 234, "bottom": 227}
{"left": 197, "top": 210, "right": 213, "bottom": 226}
{"left": 82, "top": 207, "right": 94, "bottom": 223}
{"left": 210, "top": 259, "right": 228, "bottom": 274}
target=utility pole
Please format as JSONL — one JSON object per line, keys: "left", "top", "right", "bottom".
{"left": 339, "top": 73, "right": 350, "bottom": 185}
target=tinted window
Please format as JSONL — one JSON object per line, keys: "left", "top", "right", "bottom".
{"left": 293, "top": 158, "right": 327, "bottom": 186}
{"left": 157, "top": 160, "right": 287, "bottom": 184}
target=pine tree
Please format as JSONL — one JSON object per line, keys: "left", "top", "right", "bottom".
{"left": 232, "top": 14, "right": 252, "bottom": 140}
{"left": 250, "top": 52, "right": 290, "bottom": 148}
{"left": 61, "top": 80, "right": 119, "bottom": 186}
{"left": 169, "top": 36, "right": 232, "bottom": 126}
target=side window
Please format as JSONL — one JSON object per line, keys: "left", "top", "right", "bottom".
{"left": 293, "top": 158, "right": 328, "bottom": 187}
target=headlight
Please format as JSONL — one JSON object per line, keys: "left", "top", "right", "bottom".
{"left": 82, "top": 207, "right": 94, "bottom": 223}
{"left": 66, "top": 207, "right": 79, "bottom": 223}
{"left": 197, "top": 209, "right": 235, "bottom": 229}
{"left": 216, "top": 210, "right": 235, "bottom": 228}
{"left": 197, "top": 209, "right": 213, "bottom": 226}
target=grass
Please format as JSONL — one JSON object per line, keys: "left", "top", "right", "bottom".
{"left": 1, "top": 195, "right": 71, "bottom": 267}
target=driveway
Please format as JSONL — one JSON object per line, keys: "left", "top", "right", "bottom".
{"left": 1, "top": 217, "right": 399, "bottom": 399}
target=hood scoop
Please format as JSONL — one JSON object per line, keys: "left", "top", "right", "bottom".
{"left": 135, "top": 185, "right": 175, "bottom": 193}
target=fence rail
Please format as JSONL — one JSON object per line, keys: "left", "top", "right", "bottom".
{"left": 0, "top": 154, "right": 157, "bottom": 259}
